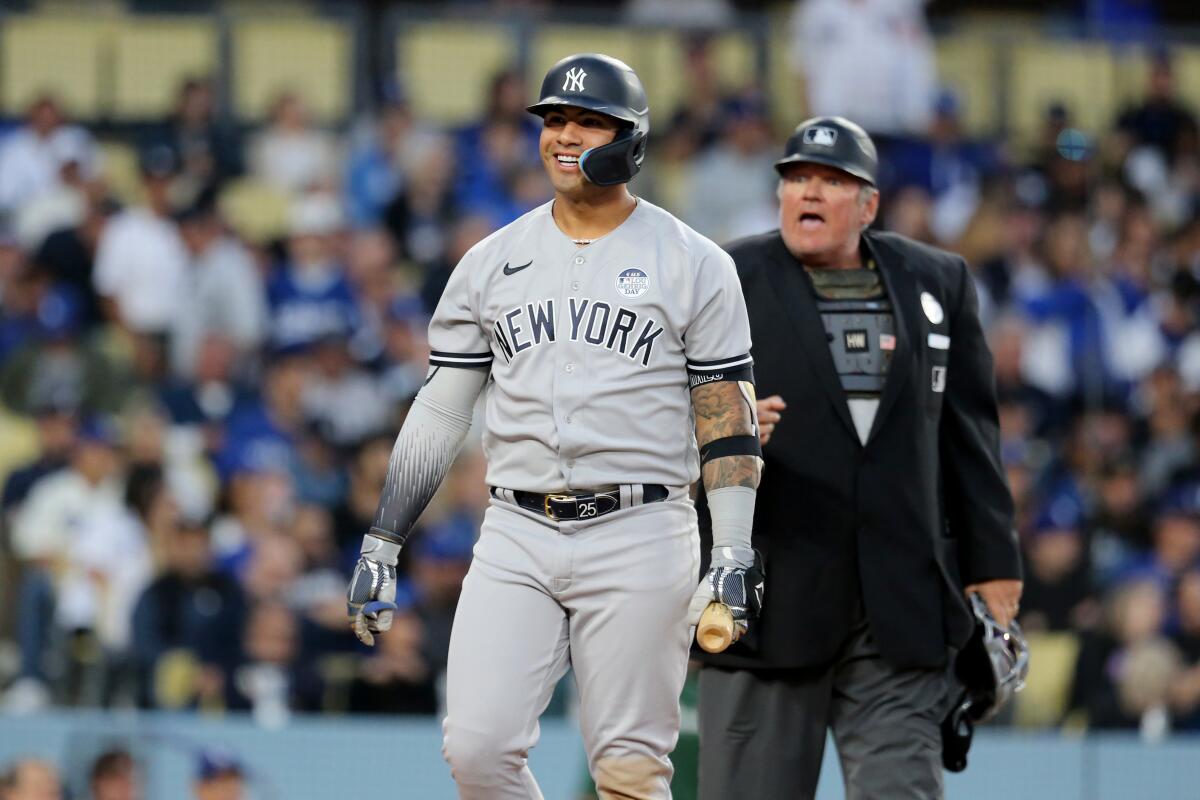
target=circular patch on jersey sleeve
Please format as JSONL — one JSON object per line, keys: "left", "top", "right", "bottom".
{"left": 920, "top": 291, "right": 944, "bottom": 325}
{"left": 616, "top": 268, "right": 650, "bottom": 298}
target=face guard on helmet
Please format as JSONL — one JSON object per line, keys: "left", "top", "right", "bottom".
{"left": 527, "top": 53, "right": 650, "bottom": 187}
{"left": 942, "top": 593, "right": 1031, "bottom": 772}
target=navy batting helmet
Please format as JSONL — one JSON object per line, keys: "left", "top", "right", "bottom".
{"left": 527, "top": 53, "right": 649, "bottom": 186}
{"left": 774, "top": 116, "right": 878, "bottom": 186}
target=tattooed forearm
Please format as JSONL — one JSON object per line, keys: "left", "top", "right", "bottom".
{"left": 692, "top": 381, "right": 761, "bottom": 491}
{"left": 703, "top": 454, "right": 760, "bottom": 489}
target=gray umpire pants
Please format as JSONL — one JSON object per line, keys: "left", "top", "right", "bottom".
{"left": 697, "top": 619, "right": 948, "bottom": 800}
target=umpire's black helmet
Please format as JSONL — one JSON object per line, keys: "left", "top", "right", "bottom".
{"left": 527, "top": 53, "right": 649, "bottom": 186}
{"left": 774, "top": 116, "right": 878, "bottom": 186}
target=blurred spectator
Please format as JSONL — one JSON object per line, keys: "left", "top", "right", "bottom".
{"left": 142, "top": 76, "right": 243, "bottom": 195}
{"left": 210, "top": 443, "right": 296, "bottom": 573}
{"left": 229, "top": 601, "right": 322, "bottom": 722}
{"left": 5, "top": 417, "right": 124, "bottom": 711}
{"left": 659, "top": 36, "right": 739, "bottom": 161}
{"left": 346, "top": 583, "right": 437, "bottom": 715}
{"left": 171, "top": 195, "right": 267, "bottom": 380}
{"left": 331, "top": 434, "right": 394, "bottom": 562}
{"left": 88, "top": 749, "right": 141, "bottom": 800}
{"left": 1020, "top": 491, "right": 1096, "bottom": 633}
{"left": 0, "top": 398, "right": 77, "bottom": 517}
{"left": 0, "top": 264, "right": 131, "bottom": 416}
{"left": 248, "top": 92, "right": 338, "bottom": 195}
{"left": 883, "top": 90, "right": 1004, "bottom": 244}
{"left": 0, "top": 759, "right": 62, "bottom": 800}
{"left": 1116, "top": 49, "right": 1198, "bottom": 170}
{"left": 1089, "top": 454, "right": 1153, "bottom": 575}
{"left": 380, "top": 295, "right": 429, "bottom": 405}
{"left": 302, "top": 332, "right": 389, "bottom": 448}
{"left": 286, "top": 503, "right": 349, "bottom": 639}
{"left": 191, "top": 751, "right": 244, "bottom": 800}
{"left": 31, "top": 193, "right": 117, "bottom": 330}
{"left": 384, "top": 135, "right": 459, "bottom": 269}
{"left": 788, "top": 0, "right": 936, "bottom": 137}
{"left": 1138, "top": 367, "right": 1193, "bottom": 495}
{"left": 267, "top": 194, "right": 360, "bottom": 351}
{"left": 130, "top": 516, "right": 247, "bottom": 709}
{"left": 92, "top": 146, "right": 188, "bottom": 337}
{"left": 419, "top": 215, "right": 493, "bottom": 315}
{"left": 681, "top": 90, "right": 777, "bottom": 243}
{"left": 344, "top": 87, "right": 438, "bottom": 229}
{"left": 1017, "top": 213, "right": 1119, "bottom": 402}
{"left": 65, "top": 465, "right": 168, "bottom": 701}
{"left": 0, "top": 95, "right": 96, "bottom": 219}
{"left": 1114, "top": 484, "right": 1200, "bottom": 587}
{"left": 1171, "top": 567, "right": 1200, "bottom": 729}
{"left": 1069, "top": 577, "right": 1178, "bottom": 732}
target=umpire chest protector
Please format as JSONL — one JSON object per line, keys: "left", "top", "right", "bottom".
{"left": 806, "top": 266, "right": 894, "bottom": 396}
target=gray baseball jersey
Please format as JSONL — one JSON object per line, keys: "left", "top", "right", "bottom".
{"left": 428, "top": 198, "right": 753, "bottom": 492}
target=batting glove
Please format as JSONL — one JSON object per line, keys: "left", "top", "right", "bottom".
{"left": 347, "top": 530, "right": 402, "bottom": 646}
{"left": 688, "top": 550, "right": 765, "bottom": 637}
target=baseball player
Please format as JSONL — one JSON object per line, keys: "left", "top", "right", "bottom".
{"left": 345, "top": 53, "right": 763, "bottom": 799}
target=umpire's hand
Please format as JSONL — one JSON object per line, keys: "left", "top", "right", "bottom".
{"left": 347, "top": 531, "right": 402, "bottom": 646}
{"left": 965, "top": 579, "right": 1023, "bottom": 628}
{"left": 757, "top": 395, "right": 787, "bottom": 445}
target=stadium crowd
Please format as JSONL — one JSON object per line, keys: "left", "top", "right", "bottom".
{"left": 1, "top": 23, "right": 1200, "bottom": 785}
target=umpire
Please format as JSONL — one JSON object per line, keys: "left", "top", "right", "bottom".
{"left": 696, "top": 117, "right": 1023, "bottom": 799}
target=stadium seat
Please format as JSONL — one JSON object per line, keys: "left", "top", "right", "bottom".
{"left": 396, "top": 21, "right": 517, "bottom": 126}
{"left": 111, "top": 17, "right": 218, "bottom": 121}
{"left": 231, "top": 17, "right": 351, "bottom": 124}
{"left": 1008, "top": 41, "right": 1118, "bottom": 143}
{"left": 936, "top": 35, "right": 999, "bottom": 137}
{"left": 96, "top": 140, "right": 143, "bottom": 205}
{"left": 0, "top": 14, "right": 108, "bottom": 117}
{"left": 1013, "top": 630, "right": 1081, "bottom": 729}
{"left": 218, "top": 177, "right": 291, "bottom": 245}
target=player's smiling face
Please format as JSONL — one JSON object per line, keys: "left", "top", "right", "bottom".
{"left": 539, "top": 106, "right": 621, "bottom": 195}
{"left": 778, "top": 162, "right": 879, "bottom": 267}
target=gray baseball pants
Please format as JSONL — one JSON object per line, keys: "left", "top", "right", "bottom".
{"left": 697, "top": 619, "right": 949, "bottom": 800}
{"left": 442, "top": 493, "right": 699, "bottom": 799}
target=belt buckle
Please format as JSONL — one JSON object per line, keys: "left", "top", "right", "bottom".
{"left": 544, "top": 494, "right": 574, "bottom": 521}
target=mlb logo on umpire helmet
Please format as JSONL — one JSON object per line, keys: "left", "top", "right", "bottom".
{"left": 802, "top": 126, "right": 838, "bottom": 147}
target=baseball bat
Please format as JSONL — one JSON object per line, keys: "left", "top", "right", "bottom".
{"left": 697, "top": 602, "right": 735, "bottom": 653}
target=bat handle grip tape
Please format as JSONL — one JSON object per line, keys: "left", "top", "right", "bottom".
{"left": 697, "top": 602, "right": 735, "bottom": 653}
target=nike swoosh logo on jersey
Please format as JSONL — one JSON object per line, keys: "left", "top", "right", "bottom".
{"left": 503, "top": 260, "right": 533, "bottom": 276}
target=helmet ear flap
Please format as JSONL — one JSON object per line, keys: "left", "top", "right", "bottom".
{"left": 579, "top": 129, "right": 646, "bottom": 186}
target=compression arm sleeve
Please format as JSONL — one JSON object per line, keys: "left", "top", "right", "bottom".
{"left": 371, "top": 366, "right": 489, "bottom": 544}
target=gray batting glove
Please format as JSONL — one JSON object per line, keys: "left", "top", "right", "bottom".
{"left": 687, "top": 549, "right": 764, "bottom": 636}
{"left": 347, "top": 531, "right": 402, "bottom": 646}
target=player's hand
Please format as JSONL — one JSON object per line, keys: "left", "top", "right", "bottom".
{"left": 347, "top": 532, "right": 402, "bottom": 646}
{"left": 756, "top": 395, "right": 786, "bottom": 446}
{"left": 688, "top": 554, "right": 765, "bottom": 638}
{"left": 965, "top": 579, "right": 1023, "bottom": 629}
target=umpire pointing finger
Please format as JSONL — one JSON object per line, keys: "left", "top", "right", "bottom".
{"left": 695, "top": 116, "right": 1023, "bottom": 799}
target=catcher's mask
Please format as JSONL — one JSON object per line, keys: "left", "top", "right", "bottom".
{"left": 941, "top": 592, "right": 1030, "bottom": 772}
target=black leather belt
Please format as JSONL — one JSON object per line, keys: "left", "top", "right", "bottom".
{"left": 491, "top": 484, "right": 669, "bottom": 521}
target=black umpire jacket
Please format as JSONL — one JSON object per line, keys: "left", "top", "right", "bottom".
{"left": 699, "top": 229, "right": 1022, "bottom": 672}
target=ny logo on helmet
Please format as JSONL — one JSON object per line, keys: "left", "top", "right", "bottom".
{"left": 803, "top": 126, "right": 838, "bottom": 147}
{"left": 563, "top": 67, "right": 587, "bottom": 93}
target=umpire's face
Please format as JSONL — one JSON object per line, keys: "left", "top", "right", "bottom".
{"left": 778, "top": 162, "right": 879, "bottom": 268}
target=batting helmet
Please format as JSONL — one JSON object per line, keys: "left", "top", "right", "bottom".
{"left": 774, "top": 116, "right": 878, "bottom": 186}
{"left": 527, "top": 53, "right": 650, "bottom": 186}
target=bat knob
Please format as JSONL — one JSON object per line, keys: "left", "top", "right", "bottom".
{"left": 697, "top": 602, "right": 735, "bottom": 653}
